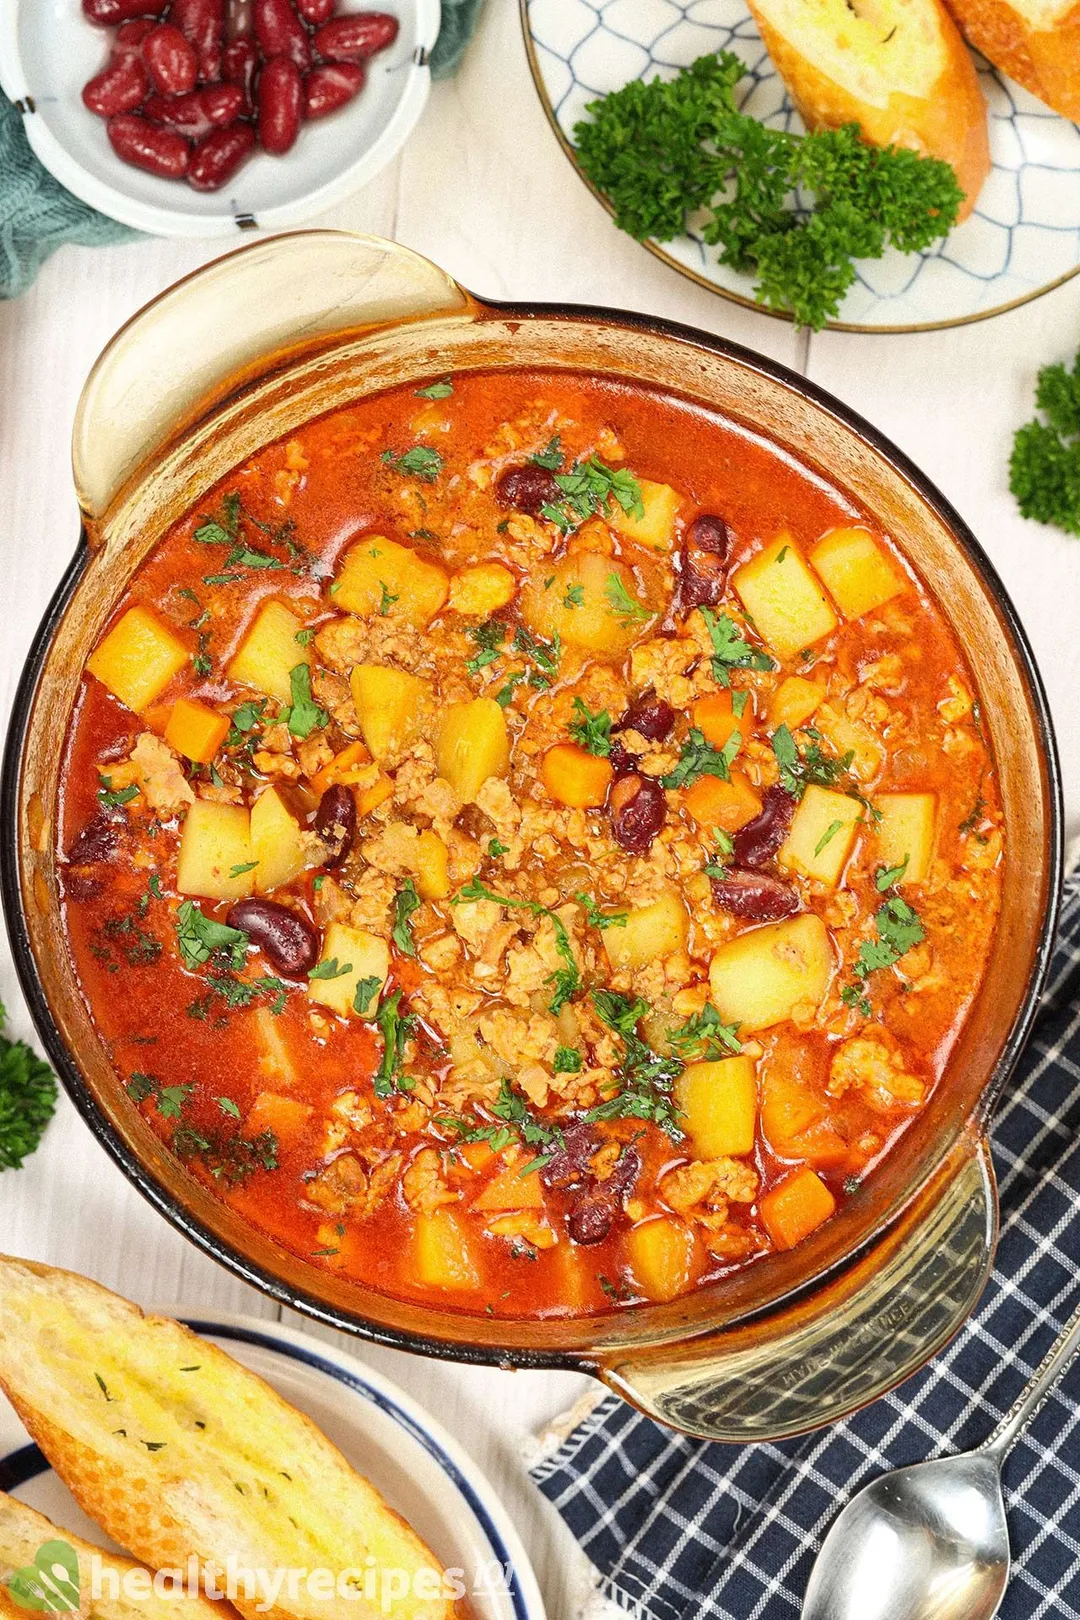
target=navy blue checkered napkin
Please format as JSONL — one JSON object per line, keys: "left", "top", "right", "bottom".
{"left": 530, "top": 872, "right": 1080, "bottom": 1620}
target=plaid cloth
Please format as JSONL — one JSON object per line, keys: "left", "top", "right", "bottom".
{"left": 531, "top": 872, "right": 1080, "bottom": 1620}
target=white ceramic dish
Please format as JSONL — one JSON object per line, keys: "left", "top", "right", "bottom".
{"left": 0, "top": 0, "right": 441, "bottom": 238}
{"left": 522, "top": 0, "right": 1080, "bottom": 333}
{"left": 0, "top": 1311, "right": 546, "bottom": 1620}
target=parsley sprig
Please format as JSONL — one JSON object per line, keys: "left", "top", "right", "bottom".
{"left": 439, "top": 1078, "right": 564, "bottom": 1168}
{"left": 380, "top": 446, "right": 443, "bottom": 483}
{"left": 1010, "top": 345, "right": 1080, "bottom": 537}
{"left": 540, "top": 456, "right": 644, "bottom": 533}
{"left": 585, "top": 990, "right": 684, "bottom": 1139}
{"left": 666, "top": 1004, "right": 740, "bottom": 1061}
{"left": 842, "top": 896, "right": 926, "bottom": 1016}
{"left": 0, "top": 1001, "right": 57, "bottom": 1170}
{"left": 771, "top": 724, "right": 854, "bottom": 799}
{"left": 661, "top": 726, "right": 741, "bottom": 789}
{"left": 454, "top": 878, "right": 580, "bottom": 1013}
{"left": 374, "top": 990, "right": 416, "bottom": 1097}
{"left": 700, "top": 608, "right": 774, "bottom": 685}
{"left": 568, "top": 699, "right": 612, "bottom": 757}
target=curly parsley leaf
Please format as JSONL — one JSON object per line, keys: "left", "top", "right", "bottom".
{"left": 771, "top": 723, "right": 854, "bottom": 799}
{"left": 1010, "top": 347, "right": 1080, "bottom": 538}
{"left": 541, "top": 457, "right": 644, "bottom": 532}
{"left": 0, "top": 1002, "right": 58, "bottom": 1170}
{"left": 666, "top": 1004, "right": 740, "bottom": 1061}
{"left": 587, "top": 990, "right": 684, "bottom": 1139}
{"left": 374, "top": 990, "right": 416, "bottom": 1098}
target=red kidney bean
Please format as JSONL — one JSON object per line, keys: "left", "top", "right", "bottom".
{"left": 678, "top": 512, "right": 730, "bottom": 613}
{"left": 731, "top": 783, "right": 797, "bottom": 868}
{"left": 142, "top": 24, "right": 199, "bottom": 94}
{"left": 188, "top": 121, "right": 256, "bottom": 187}
{"left": 304, "top": 60, "right": 366, "bottom": 118}
{"left": 314, "top": 784, "right": 357, "bottom": 869}
{"left": 222, "top": 38, "right": 258, "bottom": 110}
{"left": 618, "top": 687, "right": 675, "bottom": 742}
{"left": 254, "top": 0, "right": 313, "bottom": 71}
{"left": 83, "top": 0, "right": 160, "bottom": 22}
{"left": 495, "top": 463, "right": 560, "bottom": 515}
{"left": 567, "top": 1193, "right": 615, "bottom": 1246}
{"left": 608, "top": 739, "right": 635, "bottom": 778}
{"left": 113, "top": 18, "right": 158, "bottom": 53}
{"left": 225, "top": 0, "right": 255, "bottom": 36}
{"left": 226, "top": 897, "right": 319, "bottom": 977}
{"left": 107, "top": 114, "right": 190, "bottom": 176}
{"left": 258, "top": 54, "right": 303, "bottom": 153}
{"left": 83, "top": 53, "right": 148, "bottom": 117}
{"left": 314, "top": 12, "right": 399, "bottom": 62}
{"left": 710, "top": 866, "right": 800, "bottom": 922}
{"left": 608, "top": 772, "right": 666, "bottom": 854}
{"left": 296, "top": 0, "right": 334, "bottom": 20}
{"left": 171, "top": 0, "right": 225, "bottom": 79}
{"left": 66, "top": 813, "right": 119, "bottom": 866}
{"left": 540, "top": 1121, "right": 600, "bottom": 1190}
{"left": 687, "top": 513, "right": 729, "bottom": 556}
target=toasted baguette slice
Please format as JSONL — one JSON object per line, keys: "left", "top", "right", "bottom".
{"left": 942, "top": 0, "right": 1080, "bottom": 119}
{"left": 0, "top": 1493, "right": 228, "bottom": 1620}
{"left": 747, "top": 0, "right": 991, "bottom": 218}
{"left": 0, "top": 1259, "right": 453, "bottom": 1620}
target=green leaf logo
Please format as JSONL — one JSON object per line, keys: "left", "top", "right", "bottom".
{"left": 6, "top": 1540, "right": 80, "bottom": 1613}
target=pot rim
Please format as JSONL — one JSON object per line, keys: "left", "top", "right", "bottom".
{"left": 0, "top": 294, "right": 1064, "bottom": 1371}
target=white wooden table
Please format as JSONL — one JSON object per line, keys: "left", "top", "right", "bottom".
{"left": 2, "top": 3, "right": 1079, "bottom": 1615}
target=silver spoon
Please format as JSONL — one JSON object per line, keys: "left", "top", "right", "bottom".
{"left": 802, "top": 1293, "right": 1080, "bottom": 1620}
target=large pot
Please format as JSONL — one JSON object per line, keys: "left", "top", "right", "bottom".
{"left": 0, "top": 232, "right": 1062, "bottom": 1442}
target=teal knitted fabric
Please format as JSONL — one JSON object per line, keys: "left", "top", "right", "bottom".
{"left": 0, "top": 0, "right": 486, "bottom": 301}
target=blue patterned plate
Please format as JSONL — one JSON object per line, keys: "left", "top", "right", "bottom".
{"left": 521, "top": 0, "right": 1080, "bottom": 331}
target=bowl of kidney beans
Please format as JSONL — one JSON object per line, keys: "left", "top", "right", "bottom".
{"left": 0, "top": 0, "right": 437, "bottom": 234}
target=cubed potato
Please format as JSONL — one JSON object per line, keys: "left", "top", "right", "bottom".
{"left": 350, "top": 665, "right": 431, "bottom": 763}
{"left": 815, "top": 702, "right": 884, "bottom": 783}
{"left": 521, "top": 552, "right": 650, "bottom": 657}
{"left": 472, "top": 1159, "right": 545, "bottom": 1212}
{"left": 244, "top": 1091, "right": 312, "bottom": 1150}
{"left": 873, "top": 793, "right": 937, "bottom": 884}
{"left": 448, "top": 562, "right": 516, "bottom": 618}
{"left": 87, "top": 606, "right": 188, "bottom": 714}
{"left": 733, "top": 536, "right": 838, "bottom": 661}
{"left": 436, "top": 697, "right": 510, "bottom": 803}
{"left": 253, "top": 1004, "right": 296, "bottom": 1088}
{"left": 709, "top": 914, "right": 833, "bottom": 1033}
{"left": 626, "top": 1216, "right": 698, "bottom": 1302}
{"left": 176, "top": 799, "right": 254, "bottom": 902}
{"left": 307, "top": 922, "right": 390, "bottom": 1018}
{"left": 684, "top": 770, "right": 762, "bottom": 833}
{"left": 415, "top": 829, "right": 451, "bottom": 901}
{"left": 605, "top": 478, "right": 682, "bottom": 551}
{"left": 780, "top": 785, "right": 863, "bottom": 886}
{"left": 810, "top": 527, "right": 905, "bottom": 619}
{"left": 676, "top": 1054, "right": 758, "bottom": 1158}
{"left": 760, "top": 1167, "right": 837, "bottom": 1250}
{"left": 541, "top": 743, "right": 613, "bottom": 809}
{"left": 228, "top": 600, "right": 308, "bottom": 706}
{"left": 164, "top": 697, "right": 230, "bottom": 766}
{"left": 250, "top": 785, "right": 308, "bottom": 894}
{"left": 767, "top": 675, "right": 826, "bottom": 733}
{"left": 692, "top": 691, "right": 743, "bottom": 752}
{"left": 413, "top": 1209, "right": 481, "bottom": 1291}
{"left": 603, "top": 888, "right": 688, "bottom": 973}
{"left": 333, "top": 535, "right": 448, "bottom": 628}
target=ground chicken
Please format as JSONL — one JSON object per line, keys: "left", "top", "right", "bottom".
{"left": 128, "top": 733, "right": 194, "bottom": 814}
{"left": 402, "top": 1146, "right": 459, "bottom": 1213}
{"left": 304, "top": 1152, "right": 369, "bottom": 1217}
{"left": 828, "top": 1036, "right": 925, "bottom": 1111}
{"left": 347, "top": 866, "right": 397, "bottom": 935}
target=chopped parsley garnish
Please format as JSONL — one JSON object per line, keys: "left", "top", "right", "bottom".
{"left": 187, "top": 974, "right": 287, "bottom": 1019}
{"left": 415, "top": 379, "right": 453, "bottom": 399}
{"left": 771, "top": 723, "right": 855, "bottom": 799}
{"left": 959, "top": 787, "right": 987, "bottom": 838}
{"left": 513, "top": 623, "right": 561, "bottom": 679}
{"left": 572, "top": 52, "right": 963, "bottom": 330}
{"left": 604, "top": 571, "right": 651, "bottom": 626}
{"left": 699, "top": 607, "right": 774, "bottom": 685}
{"left": 352, "top": 976, "right": 382, "bottom": 1017}
{"left": 374, "top": 990, "right": 416, "bottom": 1097}
{"left": 439, "top": 1078, "right": 564, "bottom": 1165}
{"left": 876, "top": 856, "right": 910, "bottom": 891}
{"left": 1010, "top": 344, "right": 1080, "bottom": 537}
{"left": 193, "top": 491, "right": 241, "bottom": 547}
{"left": 380, "top": 445, "right": 443, "bottom": 482}
{"left": 226, "top": 699, "right": 266, "bottom": 747}
{"left": 553, "top": 1046, "right": 583, "bottom": 1074}
{"left": 280, "top": 663, "right": 328, "bottom": 739}
{"left": 814, "top": 820, "right": 845, "bottom": 856}
{"left": 173, "top": 1125, "right": 279, "bottom": 1184}
{"left": 0, "top": 1001, "right": 57, "bottom": 1170}
{"left": 392, "top": 879, "right": 421, "bottom": 958}
{"left": 295, "top": 627, "right": 316, "bottom": 647}
{"left": 378, "top": 582, "right": 399, "bottom": 616}
{"left": 454, "top": 878, "right": 579, "bottom": 1013}
{"left": 568, "top": 698, "right": 612, "bottom": 757}
{"left": 175, "top": 901, "right": 248, "bottom": 972}
{"left": 530, "top": 434, "right": 563, "bottom": 470}
{"left": 586, "top": 990, "right": 684, "bottom": 1139}
{"left": 97, "top": 776, "right": 139, "bottom": 808}
{"left": 575, "top": 891, "right": 627, "bottom": 930}
{"left": 465, "top": 620, "right": 505, "bottom": 676}
{"left": 217, "top": 1097, "right": 242, "bottom": 1118}
{"left": 193, "top": 491, "right": 303, "bottom": 580}
{"left": 666, "top": 1004, "right": 740, "bottom": 1061}
{"left": 229, "top": 860, "right": 259, "bottom": 879}
{"left": 488, "top": 838, "right": 509, "bottom": 859}
{"left": 564, "top": 583, "right": 585, "bottom": 609}
{"left": 192, "top": 650, "right": 213, "bottom": 677}
{"left": 842, "top": 896, "right": 926, "bottom": 1015}
{"left": 540, "top": 456, "right": 644, "bottom": 532}
{"left": 308, "top": 957, "right": 352, "bottom": 981}
{"left": 661, "top": 726, "right": 741, "bottom": 789}
{"left": 127, "top": 1074, "right": 193, "bottom": 1120}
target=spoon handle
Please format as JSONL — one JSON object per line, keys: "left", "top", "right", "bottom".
{"left": 981, "top": 1293, "right": 1080, "bottom": 1464}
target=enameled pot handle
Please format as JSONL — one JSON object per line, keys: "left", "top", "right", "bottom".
{"left": 597, "top": 1136, "right": 997, "bottom": 1442}
{"left": 72, "top": 231, "right": 469, "bottom": 522}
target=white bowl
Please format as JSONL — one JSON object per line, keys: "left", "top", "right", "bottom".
{"left": 0, "top": 0, "right": 440, "bottom": 237}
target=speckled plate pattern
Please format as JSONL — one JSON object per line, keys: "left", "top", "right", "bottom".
{"left": 521, "top": 0, "right": 1080, "bottom": 331}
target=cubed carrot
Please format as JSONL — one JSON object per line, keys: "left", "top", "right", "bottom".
{"left": 164, "top": 697, "right": 231, "bottom": 766}
{"left": 244, "top": 1091, "right": 313, "bottom": 1150}
{"left": 760, "top": 1167, "right": 837, "bottom": 1250}
{"left": 542, "top": 743, "right": 613, "bottom": 809}
{"left": 692, "top": 691, "right": 744, "bottom": 751}
{"left": 356, "top": 773, "right": 394, "bottom": 817}
{"left": 472, "top": 1160, "right": 546, "bottom": 1211}
{"left": 456, "top": 1141, "right": 496, "bottom": 1173}
{"left": 684, "top": 769, "right": 762, "bottom": 832}
{"left": 308, "top": 740, "right": 372, "bottom": 796}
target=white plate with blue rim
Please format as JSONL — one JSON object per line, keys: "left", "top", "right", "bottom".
{"left": 520, "top": 0, "right": 1080, "bottom": 332}
{"left": 0, "top": 1311, "right": 545, "bottom": 1620}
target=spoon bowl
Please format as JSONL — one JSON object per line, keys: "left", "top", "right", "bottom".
{"left": 803, "top": 1454, "right": 1009, "bottom": 1620}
